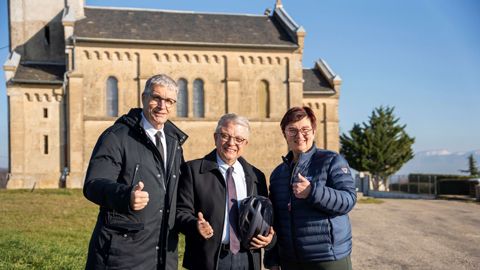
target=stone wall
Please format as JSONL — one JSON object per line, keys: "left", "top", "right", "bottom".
{"left": 75, "top": 44, "right": 302, "bottom": 118}
{"left": 6, "top": 84, "right": 65, "bottom": 188}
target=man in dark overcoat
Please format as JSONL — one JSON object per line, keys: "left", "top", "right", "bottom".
{"left": 177, "top": 114, "right": 274, "bottom": 270}
{"left": 84, "top": 74, "right": 188, "bottom": 269}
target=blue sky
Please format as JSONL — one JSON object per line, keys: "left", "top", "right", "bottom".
{"left": 1, "top": 0, "right": 480, "bottom": 168}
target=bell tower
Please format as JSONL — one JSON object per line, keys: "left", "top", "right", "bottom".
{"left": 8, "top": 0, "right": 84, "bottom": 62}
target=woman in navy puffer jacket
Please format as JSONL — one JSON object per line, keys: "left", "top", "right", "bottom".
{"left": 265, "top": 107, "right": 356, "bottom": 270}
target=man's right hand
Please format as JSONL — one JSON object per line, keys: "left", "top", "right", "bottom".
{"left": 197, "top": 212, "right": 214, "bottom": 239}
{"left": 130, "top": 181, "right": 149, "bottom": 210}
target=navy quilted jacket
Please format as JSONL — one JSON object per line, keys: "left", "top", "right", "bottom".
{"left": 265, "top": 145, "right": 356, "bottom": 267}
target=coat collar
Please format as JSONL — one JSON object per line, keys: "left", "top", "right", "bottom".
{"left": 282, "top": 143, "right": 317, "bottom": 168}
{"left": 118, "top": 108, "right": 188, "bottom": 146}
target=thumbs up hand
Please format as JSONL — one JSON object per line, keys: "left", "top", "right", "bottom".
{"left": 130, "top": 181, "right": 149, "bottom": 210}
{"left": 197, "top": 212, "right": 214, "bottom": 239}
{"left": 292, "top": 173, "right": 311, "bottom": 199}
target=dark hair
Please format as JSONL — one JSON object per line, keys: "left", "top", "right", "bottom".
{"left": 280, "top": 106, "right": 317, "bottom": 133}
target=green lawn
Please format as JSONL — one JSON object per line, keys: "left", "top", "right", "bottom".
{"left": 0, "top": 189, "right": 185, "bottom": 269}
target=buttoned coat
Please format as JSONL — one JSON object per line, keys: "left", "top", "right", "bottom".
{"left": 176, "top": 150, "right": 268, "bottom": 270}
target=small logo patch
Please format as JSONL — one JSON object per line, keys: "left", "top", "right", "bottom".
{"left": 341, "top": 167, "right": 349, "bottom": 174}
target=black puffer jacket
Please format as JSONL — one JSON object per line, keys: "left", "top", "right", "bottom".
{"left": 84, "top": 108, "right": 188, "bottom": 270}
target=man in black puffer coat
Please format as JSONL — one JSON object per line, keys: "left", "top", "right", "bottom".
{"left": 84, "top": 74, "right": 188, "bottom": 270}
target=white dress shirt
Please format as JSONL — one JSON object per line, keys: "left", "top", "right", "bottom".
{"left": 141, "top": 112, "right": 167, "bottom": 170}
{"left": 216, "top": 154, "right": 247, "bottom": 244}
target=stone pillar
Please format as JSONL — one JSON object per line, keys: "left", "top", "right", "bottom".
{"left": 225, "top": 56, "right": 241, "bottom": 114}
{"left": 6, "top": 86, "right": 25, "bottom": 188}
{"left": 67, "top": 73, "right": 85, "bottom": 188}
{"left": 138, "top": 76, "right": 149, "bottom": 107}
{"left": 288, "top": 54, "right": 303, "bottom": 108}
{"left": 325, "top": 102, "right": 339, "bottom": 152}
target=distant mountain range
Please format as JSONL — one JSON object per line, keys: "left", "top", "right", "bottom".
{"left": 396, "top": 149, "right": 480, "bottom": 175}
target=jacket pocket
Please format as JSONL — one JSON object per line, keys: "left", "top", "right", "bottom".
{"left": 105, "top": 228, "right": 145, "bottom": 269}
{"left": 105, "top": 211, "right": 145, "bottom": 232}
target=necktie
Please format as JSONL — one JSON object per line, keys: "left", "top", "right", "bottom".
{"left": 155, "top": 131, "right": 165, "bottom": 166}
{"left": 226, "top": 166, "right": 240, "bottom": 254}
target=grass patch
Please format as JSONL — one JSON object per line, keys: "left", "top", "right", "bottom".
{"left": 0, "top": 189, "right": 186, "bottom": 269}
{"left": 357, "top": 197, "right": 384, "bottom": 204}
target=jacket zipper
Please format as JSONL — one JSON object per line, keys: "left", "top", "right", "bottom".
{"left": 327, "top": 217, "right": 336, "bottom": 259}
{"left": 166, "top": 139, "right": 178, "bottom": 184}
{"left": 288, "top": 160, "right": 301, "bottom": 262}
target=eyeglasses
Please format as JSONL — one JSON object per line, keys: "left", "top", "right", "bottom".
{"left": 285, "top": 127, "right": 313, "bottom": 137}
{"left": 149, "top": 94, "right": 177, "bottom": 108}
{"left": 216, "top": 133, "right": 247, "bottom": 145}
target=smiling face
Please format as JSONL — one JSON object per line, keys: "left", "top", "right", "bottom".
{"left": 284, "top": 117, "right": 315, "bottom": 157}
{"left": 214, "top": 121, "right": 249, "bottom": 166}
{"left": 142, "top": 85, "right": 177, "bottom": 129}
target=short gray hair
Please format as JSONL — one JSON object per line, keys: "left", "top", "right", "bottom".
{"left": 143, "top": 74, "right": 178, "bottom": 95}
{"left": 215, "top": 113, "right": 251, "bottom": 137}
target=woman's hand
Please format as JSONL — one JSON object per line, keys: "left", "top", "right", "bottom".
{"left": 292, "top": 173, "right": 311, "bottom": 199}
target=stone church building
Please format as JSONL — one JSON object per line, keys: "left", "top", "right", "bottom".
{"left": 3, "top": 0, "right": 342, "bottom": 188}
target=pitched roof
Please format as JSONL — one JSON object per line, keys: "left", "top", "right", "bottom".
{"left": 303, "top": 68, "right": 335, "bottom": 94}
{"left": 12, "top": 63, "right": 65, "bottom": 84}
{"left": 74, "top": 7, "right": 298, "bottom": 48}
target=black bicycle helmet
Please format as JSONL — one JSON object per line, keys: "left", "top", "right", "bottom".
{"left": 238, "top": 195, "right": 274, "bottom": 249}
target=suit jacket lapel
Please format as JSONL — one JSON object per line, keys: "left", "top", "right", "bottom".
{"left": 239, "top": 157, "right": 257, "bottom": 196}
{"left": 200, "top": 150, "right": 226, "bottom": 187}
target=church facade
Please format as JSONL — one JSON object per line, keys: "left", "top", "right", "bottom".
{"left": 3, "top": 0, "right": 342, "bottom": 188}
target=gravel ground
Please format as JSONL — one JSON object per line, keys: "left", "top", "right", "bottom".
{"left": 350, "top": 199, "right": 480, "bottom": 270}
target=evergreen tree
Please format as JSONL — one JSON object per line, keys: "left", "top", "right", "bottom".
{"left": 460, "top": 154, "right": 479, "bottom": 176}
{"left": 340, "top": 106, "right": 415, "bottom": 190}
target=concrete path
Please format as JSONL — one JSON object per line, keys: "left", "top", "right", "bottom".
{"left": 350, "top": 199, "right": 480, "bottom": 270}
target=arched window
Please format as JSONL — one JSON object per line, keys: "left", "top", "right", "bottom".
{"left": 106, "top": 76, "right": 118, "bottom": 117}
{"left": 193, "top": 79, "right": 205, "bottom": 118}
{"left": 258, "top": 80, "right": 270, "bottom": 118}
{"left": 177, "top": 78, "right": 188, "bottom": 117}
